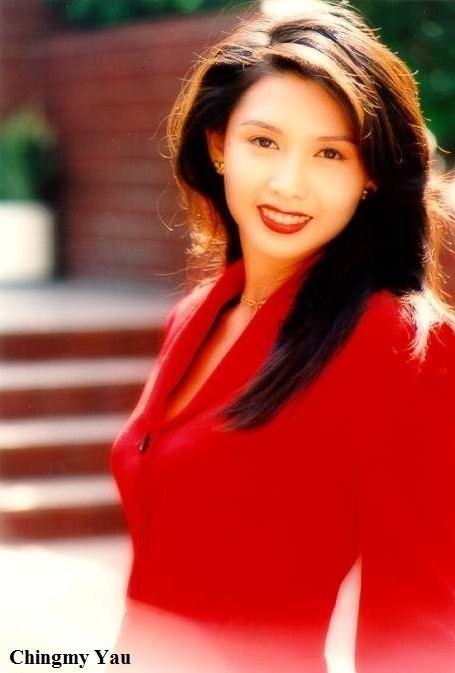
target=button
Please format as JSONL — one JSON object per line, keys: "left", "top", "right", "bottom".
{"left": 138, "top": 432, "right": 152, "bottom": 453}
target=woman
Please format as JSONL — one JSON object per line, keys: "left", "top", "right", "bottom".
{"left": 110, "top": 2, "right": 455, "bottom": 671}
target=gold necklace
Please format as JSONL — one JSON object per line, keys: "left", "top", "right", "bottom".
{"left": 239, "top": 294, "right": 268, "bottom": 310}
{"left": 239, "top": 272, "right": 291, "bottom": 310}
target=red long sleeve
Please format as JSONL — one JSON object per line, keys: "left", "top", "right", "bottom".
{"left": 111, "top": 258, "right": 455, "bottom": 672}
{"left": 353, "top": 316, "right": 455, "bottom": 672}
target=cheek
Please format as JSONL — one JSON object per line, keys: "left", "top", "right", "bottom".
{"left": 225, "top": 140, "right": 269, "bottom": 185}
{"left": 223, "top": 177, "right": 250, "bottom": 228}
{"left": 318, "top": 172, "right": 363, "bottom": 216}
{"left": 224, "top": 153, "right": 261, "bottom": 209}
{"left": 330, "top": 190, "right": 360, "bottom": 219}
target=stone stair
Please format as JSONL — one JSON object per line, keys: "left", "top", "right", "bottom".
{"left": 0, "top": 357, "right": 155, "bottom": 418}
{"left": 0, "top": 279, "right": 175, "bottom": 540}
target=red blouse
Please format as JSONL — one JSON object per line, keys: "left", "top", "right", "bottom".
{"left": 110, "top": 256, "right": 455, "bottom": 672}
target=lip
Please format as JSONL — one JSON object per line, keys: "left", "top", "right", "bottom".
{"left": 259, "top": 204, "right": 312, "bottom": 218}
{"left": 258, "top": 205, "right": 312, "bottom": 235}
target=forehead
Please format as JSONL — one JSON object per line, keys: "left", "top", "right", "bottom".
{"left": 228, "top": 71, "right": 355, "bottom": 137}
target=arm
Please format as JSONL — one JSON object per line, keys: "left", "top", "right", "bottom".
{"left": 355, "top": 320, "right": 455, "bottom": 673}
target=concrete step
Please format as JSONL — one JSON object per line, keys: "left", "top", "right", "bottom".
{"left": 0, "top": 324, "right": 162, "bottom": 361}
{"left": 0, "top": 357, "right": 154, "bottom": 418}
{"left": 0, "top": 413, "right": 126, "bottom": 478}
{"left": 0, "top": 280, "right": 176, "bottom": 539}
{"left": 0, "top": 278, "right": 176, "bottom": 360}
{"left": 0, "top": 474, "right": 126, "bottom": 540}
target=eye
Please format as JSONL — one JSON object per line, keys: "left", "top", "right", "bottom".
{"left": 249, "top": 136, "right": 278, "bottom": 150}
{"left": 317, "top": 147, "right": 344, "bottom": 160}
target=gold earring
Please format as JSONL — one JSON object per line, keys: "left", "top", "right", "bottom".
{"left": 361, "top": 188, "right": 369, "bottom": 200}
{"left": 213, "top": 160, "right": 224, "bottom": 175}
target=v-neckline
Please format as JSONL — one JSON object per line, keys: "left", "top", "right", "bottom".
{"left": 160, "top": 294, "right": 251, "bottom": 430}
{"left": 146, "top": 253, "right": 321, "bottom": 435}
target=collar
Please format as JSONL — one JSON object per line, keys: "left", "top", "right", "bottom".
{"left": 143, "top": 250, "right": 322, "bottom": 432}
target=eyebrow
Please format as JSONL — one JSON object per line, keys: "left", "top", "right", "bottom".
{"left": 239, "top": 119, "right": 357, "bottom": 144}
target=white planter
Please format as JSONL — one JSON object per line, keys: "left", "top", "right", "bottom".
{"left": 0, "top": 202, "right": 55, "bottom": 283}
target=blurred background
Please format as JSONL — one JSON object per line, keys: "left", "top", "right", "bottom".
{"left": 0, "top": 0, "right": 454, "bottom": 670}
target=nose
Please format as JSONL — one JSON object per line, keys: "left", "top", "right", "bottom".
{"left": 268, "top": 155, "right": 309, "bottom": 201}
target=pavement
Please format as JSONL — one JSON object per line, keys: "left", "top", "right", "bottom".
{"left": 0, "top": 534, "right": 131, "bottom": 673}
{"left": 0, "top": 538, "right": 361, "bottom": 673}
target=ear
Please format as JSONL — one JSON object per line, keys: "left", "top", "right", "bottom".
{"left": 205, "top": 129, "right": 226, "bottom": 164}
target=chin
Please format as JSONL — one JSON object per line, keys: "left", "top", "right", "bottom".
{"left": 254, "top": 238, "right": 317, "bottom": 260}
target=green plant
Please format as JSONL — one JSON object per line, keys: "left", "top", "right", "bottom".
{"left": 351, "top": 0, "right": 455, "bottom": 157}
{"left": 0, "top": 108, "right": 58, "bottom": 201}
{"left": 44, "top": 0, "right": 252, "bottom": 28}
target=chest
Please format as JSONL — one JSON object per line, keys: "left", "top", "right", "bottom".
{"left": 163, "top": 301, "right": 249, "bottom": 425}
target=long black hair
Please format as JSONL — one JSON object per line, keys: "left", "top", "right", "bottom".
{"left": 166, "top": 1, "right": 454, "bottom": 430}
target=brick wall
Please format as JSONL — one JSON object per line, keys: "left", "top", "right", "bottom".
{"left": 0, "top": 0, "right": 57, "bottom": 118}
{"left": 2, "top": 5, "right": 251, "bottom": 284}
{"left": 39, "top": 12, "right": 250, "bottom": 283}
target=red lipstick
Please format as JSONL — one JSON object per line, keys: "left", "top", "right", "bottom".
{"left": 258, "top": 205, "right": 312, "bottom": 235}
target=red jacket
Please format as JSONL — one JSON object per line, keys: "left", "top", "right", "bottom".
{"left": 111, "top": 256, "right": 455, "bottom": 672}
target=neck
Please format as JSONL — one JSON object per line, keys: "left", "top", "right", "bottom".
{"left": 240, "top": 252, "right": 315, "bottom": 307}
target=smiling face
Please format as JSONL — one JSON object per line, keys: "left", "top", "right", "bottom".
{"left": 206, "top": 71, "right": 375, "bottom": 273}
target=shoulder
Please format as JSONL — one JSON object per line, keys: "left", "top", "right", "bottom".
{"left": 345, "top": 292, "right": 455, "bottom": 473}
{"left": 160, "top": 277, "right": 218, "bottom": 349}
{"left": 356, "top": 289, "right": 454, "bottom": 353}
{"left": 343, "top": 290, "right": 413, "bottom": 370}
{"left": 354, "top": 288, "right": 455, "bottom": 385}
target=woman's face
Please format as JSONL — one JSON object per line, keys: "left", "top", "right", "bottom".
{"left": 206, "top": 71, "right": 375, "bottom": 269}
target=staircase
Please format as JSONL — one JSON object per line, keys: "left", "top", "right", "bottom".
{"left": 0, "top": 280, "right": 175, "bottom": 540}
